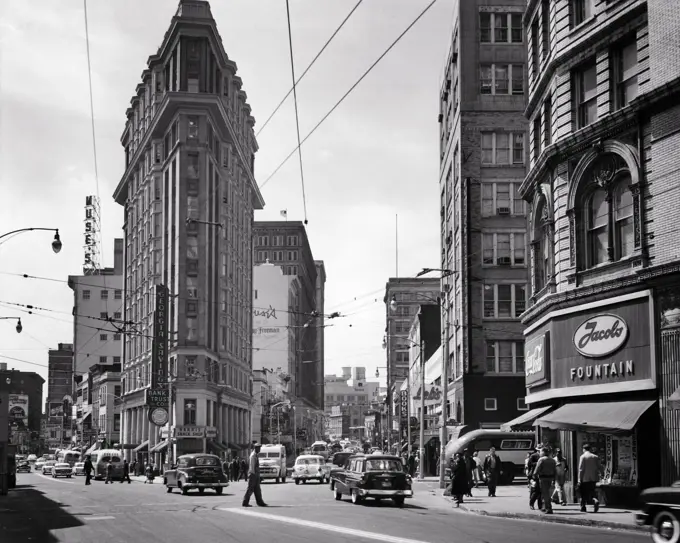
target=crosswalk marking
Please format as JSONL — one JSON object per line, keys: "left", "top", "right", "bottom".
{"left": 220, "top": 508, "right": 433, "bottom": 543}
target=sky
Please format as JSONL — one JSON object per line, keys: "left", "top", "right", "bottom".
{"left": 0, "top": 0, "right": 454, "bottom": 405}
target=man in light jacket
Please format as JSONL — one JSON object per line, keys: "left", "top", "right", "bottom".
{"left": 533, "top": 447, "right": 556, "bottom": 514}
{"left": 242, "top": 443, "right": 268, "bottom": 507}
{"left": 578, "top": 443, "right": 602, "bottom": 513}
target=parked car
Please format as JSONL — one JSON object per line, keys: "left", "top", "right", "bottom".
{"left": 52, "top": 463, "right": 73, "bottom": 478}
{"left": 72, "top": 462, "right": 87, "bottom": 476}
{"left": 331, "top": 454, "right": 413, "bottom": 507}
{"left": 16, "top": 461, "right": 31, "bottom": 473}
{"left": 293, "top": 455, "right": 328, "bottom": 485}
{"left": 636, "top": 482, "right": 680, "bottom": 542}
{"left": 164, "top": 454, "right": 229, "bottom": 495}
{"left": 328, "top": 452, "right": 359, "bottom": 490}
{"left": 41, "top": 461, "right": 57, "bottom": 475}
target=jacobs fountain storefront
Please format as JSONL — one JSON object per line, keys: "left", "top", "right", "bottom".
{"left": 503, "top": 290, "right": 659, "bottom": 506}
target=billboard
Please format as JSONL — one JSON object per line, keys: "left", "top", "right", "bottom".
{"left": 48, "top": 402, "right": 64, "bottom": 424}
{"left": 8, "top": 394, "right": 28, "bottom": 428}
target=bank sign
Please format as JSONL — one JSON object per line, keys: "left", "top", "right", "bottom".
{"left": 524, "top": 293, "right": 652, "bottom": 393}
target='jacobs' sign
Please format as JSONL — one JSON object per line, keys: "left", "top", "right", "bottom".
{"left": 573, "top": 313, "right": 629, "bottom": 358}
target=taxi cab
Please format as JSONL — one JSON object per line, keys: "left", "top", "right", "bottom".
{"left": 164, "top": 454, "right": 229, "bottom": 495}
{"left": 331, "top": 454, "right": 413, "bottom": 506}
{"left": 293, "top": 454, "right": 329, "bottom": 484}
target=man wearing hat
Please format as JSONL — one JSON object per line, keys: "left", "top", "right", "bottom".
{"left": 242, "top": 442, "right": 268, "bottom": 507}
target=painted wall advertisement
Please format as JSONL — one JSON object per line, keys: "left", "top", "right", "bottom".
{"left": 8, "top": 394, "right": 28, "bottom": 427}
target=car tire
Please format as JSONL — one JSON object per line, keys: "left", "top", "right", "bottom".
{"left": 295, "top": 479, "right": 300, "bottom": 485}
{"left": 215, "top": 487, "right": 223, "bottom": 495}
{"left": 334, "top": 488, "right": 342, "bottom": 501}
{"left": 652, "top": 509, "right": 680, "bottom": 543}
{"left": 166, "top": 486, "right": 173, "bottom": 493}
{"left": 393, "top": 497, "right": 405, "bottom": 507}
{"left": 351, "top": 489, "right": 362, "bottom": 505}
{"left": 180, "top": 483, "right": 188, "bottom": 495}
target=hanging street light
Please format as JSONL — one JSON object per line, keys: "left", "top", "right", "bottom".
{"left": 0, "top": 227, "right": 63, "bottom": 254}
{"left": 0, "top": 317, "right": 22, "bottom": 334}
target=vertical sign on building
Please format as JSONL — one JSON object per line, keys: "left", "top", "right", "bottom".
{"left": 83, "top": 195, "right": 102, "bottom": 275}
{"left": 151, "top": 284, "right": 169, "bottom": 388}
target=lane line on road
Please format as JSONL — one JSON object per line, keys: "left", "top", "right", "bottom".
{"left": 86, "top": 516, "right": 116, "bottom": 521}
{"left": 219, "top": 508, "right": 433, "bottom": 543}
{"left": 38, "top": 473, "right": 75, "bottom": 485}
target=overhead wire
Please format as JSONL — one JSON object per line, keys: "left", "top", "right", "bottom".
{"left": 260, "top": 0, "right": 439, "bottom": 189}
{"left": 255, "top": 0, "right": 364, "bottom": 137}
{"left": 284, "top": 0, "right": 308, "bottom": 224}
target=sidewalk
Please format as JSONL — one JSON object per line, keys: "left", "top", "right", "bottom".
{"left": 443, "top": 484, "right": 645, "bottom": 532}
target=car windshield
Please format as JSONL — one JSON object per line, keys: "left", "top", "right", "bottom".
{"left": 45, "top": 461, "right": 56, "bottom": 466}
{"left": 366, "top": 459, "right": 403, "bottom": 472}
{"left": 258, "top": 452, "right": 279, "bottom": 458}
{"left": 297, "top": 458, "right": 321, "bottom": 465}
{"left": 195, "top": 456, "right": 218, "bottom": 466}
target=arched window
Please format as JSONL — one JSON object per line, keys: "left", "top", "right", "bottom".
{"left": 531, "top": 190, "right": 553, "bottom": 296}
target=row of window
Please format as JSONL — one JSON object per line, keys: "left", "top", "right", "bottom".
{"left": 482, "top": 232, "right": 526, "bottom": 266}
{"left": 97, "top": 356, "right": 121, "bottom": 364}
{"left": 481, "top": 132, "right": 525, "bottom": 165}
{"left": 480, "top": 12, "right": 524, "bottom": 44}
{"left": 481, "top": 182, "right": 525, "bottom": 216}
{"left": 484, "top": 398, "right": 529, "bottom": 412}
{"left": 99, "top": 333, "right": 122, "bottom": 341}
{"left": 82, "top": 289, "right": 122, "bottom": 300}
{"left": 256, "top": 235, "right": 299, "bottom": 247}
{"left": 480, "top": 64, "right": 524, "bottom": 95}
{"left": 255, "top": 250, "right": 299, "bottom": 261}
{"left": 482, "top": 283, "right": 527, "bottom": 319}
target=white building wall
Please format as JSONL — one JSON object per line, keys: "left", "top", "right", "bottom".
{"left": 70, "top": 274, "right": 124, "bottom": 376}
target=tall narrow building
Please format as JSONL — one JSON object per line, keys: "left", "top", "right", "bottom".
{"left": 113, "top": 0, "right": 264, "bottom": 464}
{"left": 252, "top": 221, "right": 324, "bottom": 412}
{"left": 439, "top": 0, "right": 529, "bottom": 430}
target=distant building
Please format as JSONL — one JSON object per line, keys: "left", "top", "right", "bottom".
{"left": 89, "top": 363, "right": 122, "bottom": 449}
{"left": 383, "top": 278, "right": 440, "bottom": 441}
{"left": 68, "top": 239, "right": 124, "bottom": 376}
{"left": 45, "top": 343, "right": 74, "bottom": 449}
{"left": 253, "top": 221, "right": 324, "bottom": 410}
{"left": 0, "top": 363, "right": 44, "bottom": 454}
{"left": 324, "top": 369, "right": 380, "bottom": 415}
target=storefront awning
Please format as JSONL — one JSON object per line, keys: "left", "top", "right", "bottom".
{"left": 534, "top": 400, "right": 656, "bottom": 434}
{"left": 133, "top": 440, "right": 149, "bottom": 453}
{"left": 150, "top": 440, "right": 168, "bottom": 454}
{"left": 501, "top": 406, "right": 553, "bottom": 432}
{"left": 207, "top": 440, "right": 228, "bottom": 455}
{"left": 227, "top": 442, "right": 242, "bottom": 451}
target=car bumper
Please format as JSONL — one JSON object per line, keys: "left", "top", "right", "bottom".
{"left": 293, "top": 474, "right": 324, "bottom": 479}
{"left": 260, "top": 473, "right": 282, "bottom": 478}
{"left": 53, "top": 472, "right": 71, "bottom": 477}
{"left": 182, "top": 482, "right": 229, "bottom": 489}
{"left": 635, "top": 512, "right": 649, "bottom": 526}
{"left": 357, "top": 489, "right": 414, "bottom": 498}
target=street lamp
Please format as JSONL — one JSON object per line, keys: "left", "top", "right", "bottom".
{"left": 0, "top": 317, "right": 22, "bottom": 334}
{"left": 0, "top": 228, "right": 62, "bottom": 253}
{"left": 414, "top": 267, "right": 455, "bottom": 489}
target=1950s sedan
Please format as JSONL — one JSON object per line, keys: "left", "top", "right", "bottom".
{"left": 636, "top": 482, "right": 680, "bottom": 542}
{"left": 164, "top": 454, "right": 229, "bottom": 495}
{"left": 331, "top": 454, "right": 413, "bottom": 507}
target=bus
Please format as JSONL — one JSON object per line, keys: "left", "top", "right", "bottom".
{"left": 444, "top": 429, "right": 535, "bottom": 484}
{"left": 56, "top": 450, "right": 81, "bottom": 467}
{"left": 88, "top": 449, "right": 124, "bottom": 480}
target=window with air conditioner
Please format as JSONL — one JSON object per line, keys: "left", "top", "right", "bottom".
{"left": 482, "top": 283, "right": 528, "bottom": 319}
{"left": 481, "top": 233, "right": 526, "bottom": 266}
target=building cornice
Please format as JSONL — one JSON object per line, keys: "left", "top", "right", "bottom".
{"left": 519, "top": 75, "right": 680, "bottom": 200}
{"left": 521, "top": 260, "right": 680, "bottom": 325}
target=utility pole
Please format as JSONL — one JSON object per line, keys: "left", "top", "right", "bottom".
{"left": 419, "top": 332, "right": 426, "bottom": 481}
{"left": 439, "top": 291, "right": 451, "bottom": 488}
{"left": 386, "top": 318, "right": 392, "bottom": 453}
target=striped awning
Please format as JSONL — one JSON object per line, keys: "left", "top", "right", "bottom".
{"left": 133, "top": 440, "right": 149, "bottom": 453}
{"left": 150, "top": 440, "right": 169, "bottom": 453}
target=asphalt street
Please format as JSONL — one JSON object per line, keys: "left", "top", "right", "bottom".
{"left": 0, "top": 471, "right": 651, "bottom": 543}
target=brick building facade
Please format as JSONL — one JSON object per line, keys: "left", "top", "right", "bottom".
{"left": 511, "top": 0, "right": 680, "bottom": 502}
{"left": 439, "top": 0, "right": 529, "bottom": 431}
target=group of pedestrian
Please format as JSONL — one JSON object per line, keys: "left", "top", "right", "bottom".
{"left": 222, "top": 456, "right": 248, "bottom": 482}
{"left": 449, "top": 447, "right": 503, "bottom": 506}
{"left": 525, "top": 443, "right": 602, "bottom": 514}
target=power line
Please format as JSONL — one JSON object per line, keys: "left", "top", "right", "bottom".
{"left": 260, "top": 0, "right": 439, "bottom": 189}
{"left": 284, "top": 0, "right": 308, "bottom": 225}
{"left": 255, "top": 0, "right": 364, "bottom": 137}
